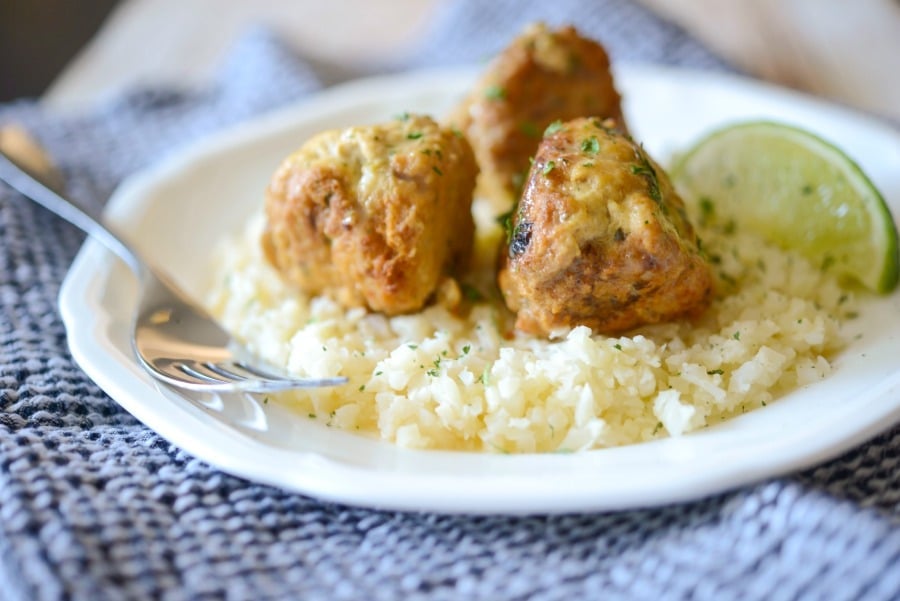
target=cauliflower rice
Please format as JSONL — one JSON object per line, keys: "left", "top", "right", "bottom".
{"left": 207, "top": 200, "right": 854, "bottom": 453}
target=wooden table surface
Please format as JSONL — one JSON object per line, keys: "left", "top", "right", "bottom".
{"left": 44, "top": 0, "right": 900, "bottom": 124}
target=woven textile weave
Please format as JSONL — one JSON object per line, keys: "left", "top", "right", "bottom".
{"left": 1, "top": 1, "right": 897, "bottom": 599}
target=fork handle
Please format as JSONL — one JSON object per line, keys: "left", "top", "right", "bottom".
{"left": 0, "top": 150, "right": 146, "bottom": 277}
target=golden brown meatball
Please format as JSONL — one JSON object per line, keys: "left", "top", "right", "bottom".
{"left": 447, "top": 22, "right": 627, "bottom": 210}
{"left": 262, "top": 114, "right": 478, "bottom": 315}
{"left": 497, "top": 117, "right": 713, "bottom": 336}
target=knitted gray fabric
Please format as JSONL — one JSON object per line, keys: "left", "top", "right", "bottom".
{"left": 1, "top": 2, "right": 898, "bottom": 600}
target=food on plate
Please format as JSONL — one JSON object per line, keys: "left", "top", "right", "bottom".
{"left": 448, "top": 23, "right": 626, "bottom": 209}
{"left": 207, "top": 31, "right": 873, "bottom": 454}
{"left": 209, "top": 214, "right": 851, "bottom": 453}
{"left": 673, "top": 120, "right": 899, "bottom": 293}
{"left": 261, "top": 114, "right": 478, "bottom": 315}
{"left": 497, "top": 117, "right": 713, "bottom": 337}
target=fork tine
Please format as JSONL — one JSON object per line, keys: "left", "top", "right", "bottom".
{"left": 202, "top": 361, "right": 250, "bottom": 381}
{"left": 164, "top": 359, "right": 349, "bottom": 392}
{"left": 176, "top": 362, "right": 230, "bottom": 385}
{"left": 231, "top": 361, "right": 293, "bottom": 380}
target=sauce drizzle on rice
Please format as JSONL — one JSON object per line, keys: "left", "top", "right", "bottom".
{"left": 207, "top": 199, "right": 852, "bottom": 453}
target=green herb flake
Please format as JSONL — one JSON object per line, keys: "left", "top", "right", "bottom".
{"left": 375, "top": 371, "right": 383, "bottom": 376}
{"left": 802, "top": 184, "right": 814, "bottom": 195}
{"left": 462, "top": 284, "right": 484, "bottom": 302}
{"left": 497, "top": 210, "right": 515, "bottom": 243}
{"left": 519, "top": 120, "right": 540, "bottom": 138}
{"left": 630, "top": 146, "right": 662, "bottom": 203}
{"left": 358, "top": 384, "right": 366, "bottom": 392}
{"left": 462, "top": 344, "right": 471, "bottom": 355}
{"left": 407, "top": 132, "right": 423, "bottom": 140}
{"left": 479, "top": 363, "right": 492, "bottom": 385}
{"left": 707, "top": 369, "right": 725, "bottom": 376}
{"left": 542, "top": 160, "right": 556, "bottom": 176}
{"left": 544, "top": 120, "right": 564, "bottom": 136}
{"left": 699, "top": 196, "right": 715, "bottom": 219}
{"left": 484, "top": 85, "right": 506, "bottom": 100}
{"left": 308, "top": 413, "right": 316, "bottom": 419}
{"left": 451, "top": 127, "right": 464, "bottom": 138}
{"left": 407, "top": 344, "right": 418, "bottom": 350}
{"left": 733, "top": 331, "right": 741, "bottom": 340}
{"left": 581, "top": 136, "right": 600, "bottom": 155}
{"left": 262, "top": 397, "right": 269, "bottom": 405}
{"left": 614, "top": 343, "right": 622, "bottom": 350}
{"left": 432, "top": 166, "right": 443, "bottom": 176}
{"left": 652, "top": 422, "right": 663, "bottom": 435}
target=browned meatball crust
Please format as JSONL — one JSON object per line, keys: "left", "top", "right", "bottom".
{"left": 448, "top": 22, "right": 627, "bottom": 210}
{"left": 497, "top": 118, "right": 713, "bottom": 336}
{"left": 262, "top": 114, "right": 478, "bottom": 315}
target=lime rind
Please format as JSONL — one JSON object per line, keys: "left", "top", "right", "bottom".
{"left": 672, "top": 120, "right": 899, "bottom": 293}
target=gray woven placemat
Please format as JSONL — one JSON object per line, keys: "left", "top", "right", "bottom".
{"left": 1, "top": 2, "right": 898, "bottom": 599}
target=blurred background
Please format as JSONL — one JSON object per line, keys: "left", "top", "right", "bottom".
{"left": 1, "top": 0, "right": 899, "bottom": 122}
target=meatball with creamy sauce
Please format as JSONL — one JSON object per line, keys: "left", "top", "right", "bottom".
{"left": 262, "top": 114, "right": 478, "bottom": 315}
{"left": 497, "top": 117, "right": 713, "bottom": 336}
{"left": 448, "top": 22, "right": 627, "bottom": 210}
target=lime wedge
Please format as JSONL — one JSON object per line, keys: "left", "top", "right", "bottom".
{"left": 672, "top": 121, "right": 899, "bottom": 293}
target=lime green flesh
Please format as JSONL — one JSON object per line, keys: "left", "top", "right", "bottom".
{"left": 673, "top": 121, "right": 899, "bottom": 293}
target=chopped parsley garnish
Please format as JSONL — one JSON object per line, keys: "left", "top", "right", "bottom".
{"left": 544, "top": 120, "right": 564, "bottom": 136}
{"left": 432, "top": 166, "right": 443, "bottom": 176}
{"left": 581, "top": 136, "right": 600, "bottom": 155}
{"left": 407, "top": 132, "right": 423, "bottom": 140}
{"left": 484, "top": 85, "right": 506, "bottom": 100}
{"left": 427, "top": 357, "right": 442, "bottom": 377}
{"left": 461, "top": 284, "right": 484, "bottom": 302}
{"left": 451, "top": 127, "right": 463, "bottom": 138}
{"left": 631, "top": 145, "right": 662, "bottom": 203}
{"left": 699, "top": 196, "right": 715, "bottom": 220}
{"left": 707, "top": 369, "right": 724, "bottom": 375}
{"left": 542, "top": 160, "right": 556, "bottom": 176}
{"left": 733, "top": 331, "right": 741, "bottom": 340}
{"left": 497, "top": 209, "right": 515, "bottom": 243}
{"left": 614, "top": 343, "right": 622, "bottom": 350}
{"left": 462, "top": 344, "right": 471, "bottom": 355}
{"left": 519, "top": 120, "right": 539, "bottom": 138}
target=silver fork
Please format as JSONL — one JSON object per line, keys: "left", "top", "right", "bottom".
{"left": 0, "top": 130, "right": 347, "bottom": 393}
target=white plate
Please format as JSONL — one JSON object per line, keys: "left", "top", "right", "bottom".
{"left": 59, "top": 66, "right": 900, "bottom": 515}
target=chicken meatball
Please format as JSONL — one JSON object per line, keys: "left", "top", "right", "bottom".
{"left": 447, "top": 22, "right": 626, "bottom": 210}
{"left": 262, "top": 114, "right": 478, "bottom": 315}
{"left": 497, "top": 117, "right": 713, "bottom": 336}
